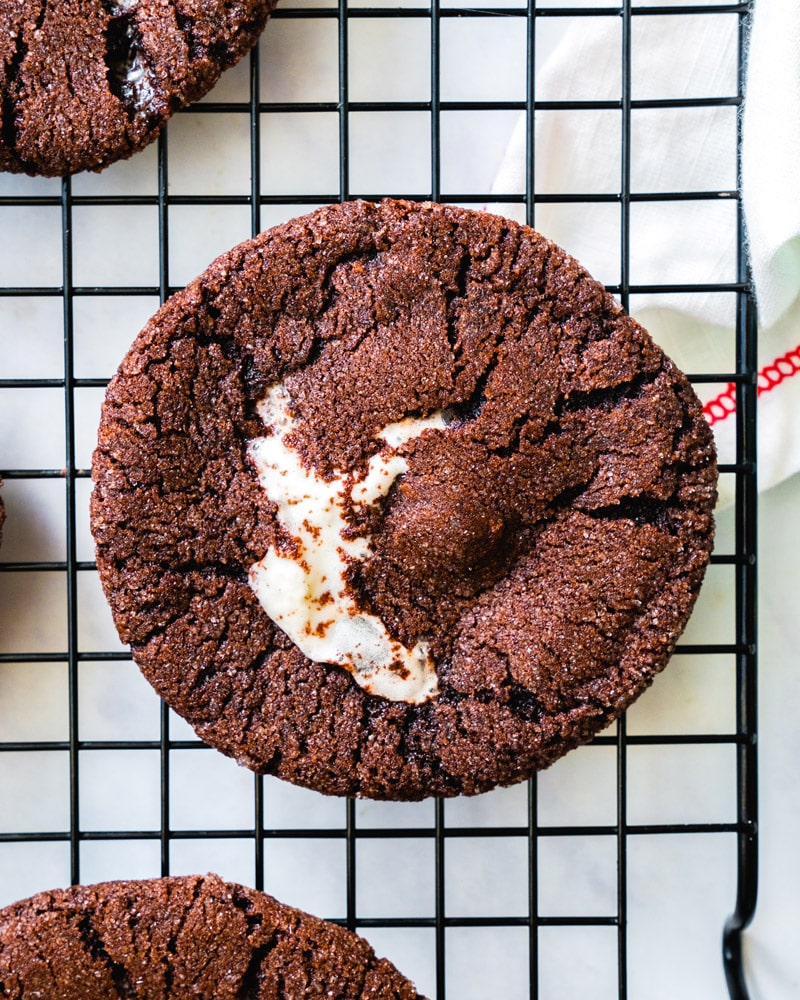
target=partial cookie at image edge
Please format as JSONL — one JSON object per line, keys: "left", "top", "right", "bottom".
{"left": 0, "top": 0, "right": 278, "bottom": 177}
{"left": 0, "top": 873, "right": 426, "bottom": 999}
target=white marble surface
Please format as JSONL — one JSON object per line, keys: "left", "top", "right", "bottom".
{"left": 0, "top": 4, "right": 793, "bottom": 998}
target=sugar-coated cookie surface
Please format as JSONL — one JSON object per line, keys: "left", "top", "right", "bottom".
{"left": 0, "top": 0, "right": 277, "bottom": 176}
{"left": 91, "top": 199, "right": 717, "bottom": 800}
{"left": 0, "top": 874, "right": 426, "bottom": 999}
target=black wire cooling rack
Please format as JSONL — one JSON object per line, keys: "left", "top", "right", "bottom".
{"left": 0, "top": 2, "right": 757, "bottom": 998}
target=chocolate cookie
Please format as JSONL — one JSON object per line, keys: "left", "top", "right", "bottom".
{"left": 0, "top": 874, "right": 425, "bottom": 999}
{"left": 0, "top": 0, "right": 277, "bottom": 177}
{"left": 91, "top": 199, "right": 717, "bottom": 800}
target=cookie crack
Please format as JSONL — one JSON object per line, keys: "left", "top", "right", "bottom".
{"left": 547, "top": 479, "right": 593, "bottom": 518}
{"left": 1, "top": 18, "right": 36, "bottom": 171}
{"left": 483, "top": 409, "right": 532, "bottom": 457}
{"left": 130, "top": 600, "right": 196, "bottom": 650}
{"left": 583, "top": 494, "right": 670, "bottom": 529}
{"left": 443, "top": 241, "right": 473, "bottom": 373}
{"left": 162, "top": 877, "right": 203, "bottom": 992}
{"left": 181, "top": 559, "right": 250, "bottom": 584}
{"left": 228, "top": 660, "right": 265, "bottom": 740}
{"left": 449, "top": 350, "right": 494, "bottom": 422}
{"left": 556, "top": 366, "right": 662, "bottom": 416}
{"left": 403, "top": 704, "right": 462, "bottom": 793}
{"left": 174, "top": 8, "right": 203, "bottom": 61}
{"left": 174, "top": 7, "right": 233, "bottom": 66}
{"left": 33, "top": 0, "right": 48, "bottom": 31}
{"left": 443, "top": 643, "right": 543, "bottom": 722}
{"left": 347, "top": 691, "right": 371, "bottom": 777}
{"left": 317, "top": 249, "right": 379, "bottom": 349}
{"left": 236, "top": 940, "right": 278, "bottom": 1000}
{"left": 101, "top": 1, "right": 161, "bottom": 122}
{"left": 506, "top": 679, "right": 544, "bottom": 722}
{"left": 75, "top": 911, "right": 137, "bottom": 999}
{"left": 447, "top": 328, "right": 508, "bottom": 424}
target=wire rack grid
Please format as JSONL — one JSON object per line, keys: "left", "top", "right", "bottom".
{"left": 0, "top": 1, "right": 756, "bottom": 999}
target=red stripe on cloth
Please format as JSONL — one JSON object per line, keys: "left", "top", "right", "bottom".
{"left": 758, "top": 345, "right": 800, "bottom": 394}
{"left": 703, "top": 382, "right": 737, "bottom": 426}
{"left": 703, "top": 343, "right": 800, "bottom": 426}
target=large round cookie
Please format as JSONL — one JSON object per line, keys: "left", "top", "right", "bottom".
{"left": 91, "top": 199, "right": 717, "bottom": 800}
{"left": 0, "top": 874, "right": 425, "bottom": 999}
{"left": 0, "top": 0, "right": 277, "bottom": 177}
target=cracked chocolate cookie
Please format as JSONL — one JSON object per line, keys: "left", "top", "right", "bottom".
{"left": 0, "top": 873, "right": 426, "bottom": 999}
{"left": 0, "top": 0, "right": 277, "bottom": 177}
{"left": 91, "top": 199, "right": 717, "bottom": 800}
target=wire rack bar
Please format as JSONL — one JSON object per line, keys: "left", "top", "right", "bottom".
{"left": 720, "top": 6, "right": 758, "bottom": 996}
{"left": 0, "top": 821, "right": 747, "bottom": 844}
{"left": 267, "top": 5, "right": 751, "bottom": 19}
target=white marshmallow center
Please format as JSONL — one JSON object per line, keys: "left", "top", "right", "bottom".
{"left": 247, "top": 382, "right": 445, "bottom": 703}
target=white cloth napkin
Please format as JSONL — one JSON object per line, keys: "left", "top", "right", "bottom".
{"left": 491, "top": 0, "right": 800, "bottom": 503}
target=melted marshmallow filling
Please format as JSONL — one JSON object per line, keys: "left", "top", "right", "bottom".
{"left": 247, "top": 383, "right": 447, "bottom": 703}
{"left": 105, "top": 1, "right": 159, "bottom": 116}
